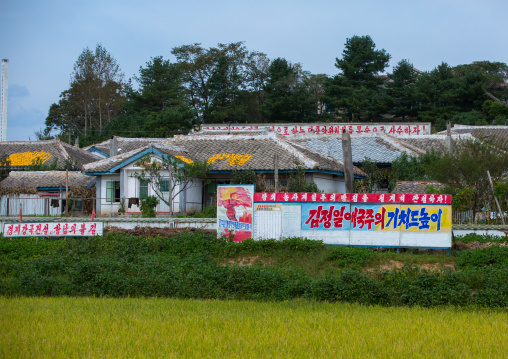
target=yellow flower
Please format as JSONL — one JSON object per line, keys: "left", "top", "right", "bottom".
{"left": 6, "top": 151, "right": 52, "bottom": 166}
{"left": 207, "top": 153, "right": 252, "bottom": 167}
{"left": 175, "top": 156, "right": 193, "bottom": 164}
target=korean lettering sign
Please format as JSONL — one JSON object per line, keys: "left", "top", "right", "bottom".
{"left": 300, "top": 203, "right": 451, "bottom": 233}
{"left": 3, "top": 222, "right": 104, "bottom": 237}
{"left": 301, "top": 203, "right": 350, "bottom": 230}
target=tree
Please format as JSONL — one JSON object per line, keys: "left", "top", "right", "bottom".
{"left": 453, "top": 61, "right": 508, "bottom": 101}
{"left": 261, "top": 58, "right": 316, "bottom": 123}
{"left": 426, "top": 137, "right": 508, "bottom": 219}
{"left": 391, "top": 150, "right": 443, "bottom": 182}
{"left": 387, "top": 59, "right": 418, "bottom": 121}
{"left": 325, "top": 35, "right": 391, "bottom": 121}
{"left": 128, "top": 56, "right": 186, "bottom": 113}
{"left": 172, "top": 42, "right": 274, "bottom": 124}
{"left": 122, "top": 56, "right": 198, "bottom": 137}
{"left": 415, "top": 62, "right": 487, "bottom": 130}
{"left": 44, "top": 44, "right": 125, "bottom": 137}
{"left": 172, "top": 42, "right": 251, "bottom": 123}
{"left": 133, "top": 155, "right": 211, "bottom": 217}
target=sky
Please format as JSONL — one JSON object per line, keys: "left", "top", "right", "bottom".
{"left": 1, "top": 0, "right": 507, "bottom": 141}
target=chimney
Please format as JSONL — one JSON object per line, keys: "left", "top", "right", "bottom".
{"left": 445, "top": 121, "right": 453, "bottom": 155}
{"left": 110, "top": 136, "right": 118, "bottom": 157}
{"left": 74, "top": 136, "right": 79, "bottom": 148}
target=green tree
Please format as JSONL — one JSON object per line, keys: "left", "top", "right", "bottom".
{"left": 391, "top": 150, "right": 443, "bottom": 182}
{"left": 128, "top": 56, "right": 187, "bottom": 113}
{"left": 44, "top": 44, "right": 125, "bottom": 137}
{"left": 122, "top": 56, "right": 197, "bottom": 137}
{"left": 453, "top": 61, "right": 508, "bottom": 101}
{"left": 325, "top": 35, "right": 391, "bottom": 121}
{"left": 387, "top": 59, "right": 418, "bottom": 121}
{"left": 426, "top": 138, "right": 508, "bottom": 219}
{"left": 172, "top": 42, "right": 251, "bottom": 123}
{"left": 415, "top": 63, "right": 487, "bottom": 130}
{"left": 133, "top": 155, "right": 211, "bottom": 217}
{"left": 261, "top": 58, "right": 316, "bottom": 123}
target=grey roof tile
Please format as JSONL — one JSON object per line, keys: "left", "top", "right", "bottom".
{"left": 0, "top": 171, "right": 95, "bottom": 189}
{"left": 391, "top": 181, "right": 444, "bottom": 194}
{"left": 0, "top": 140, "right": 98, "bottom": 169}
{"left": 82, "top": 144, "right": 188, "bottom": 173}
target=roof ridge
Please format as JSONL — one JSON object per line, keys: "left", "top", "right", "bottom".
{"left": 272, "top": 136, "right": 318, "bottom": 169}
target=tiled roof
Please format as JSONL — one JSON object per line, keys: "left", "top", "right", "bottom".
{"left": 83, "top": 137, "right": 168, "bottom": 156}
{"left": 389, "top": 134, "right": 474, "bottom": 155}
{"left": 391, "top": 181, "right": 444, "bottom": 194}
{"left": 0, "top": 140, "right": 98, "bottom": 169}
{"left": 0, "top": 171, "right": 95, "bottom": 189}
{"left": 82, "top": 143, "right": 189, "bottom": 173}
{"left": 165, "top": 132, "right": 366, "bottom": 176}
{"left": 436, "top": 125, "right": 508, "bottom": 146}
{"left": 289, "top": 133, "right": 418, "bottom": 164}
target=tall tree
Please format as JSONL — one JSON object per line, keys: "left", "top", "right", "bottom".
{"left": 44, "top": 44, "right": 125, "bottom": 137}
{"left": 129, "top": 56, "right": 186, "bottom": 113}
{"left": 415, "top": 62, "right": 486, "bottom": 129}
{"left": 325, "top": 35, "right": 391, "bottom": 121}
{"left": 453, "top": 61, "right": 508, "bottom": 101}
{"left": 386, "top": 59, "right": 418, "bottom": 121}
{"left": 261, "top": 58, "right": 316, "bottom": 123}
{"left": 118, "top": 56, "right": 197, "bottom": 137}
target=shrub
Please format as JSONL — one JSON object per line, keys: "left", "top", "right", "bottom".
{"left": 456, "top": 246, "right": 508, "bottom": 269}
{"left": 140, "top": 195, "right": 159, "bottom": 218}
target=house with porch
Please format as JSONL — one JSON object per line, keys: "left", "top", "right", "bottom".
{"left": 81, "top": 143, "right": 203, "bottom": 216}
{"left": 81, "top": 132, "right": 366, "bottom": 216}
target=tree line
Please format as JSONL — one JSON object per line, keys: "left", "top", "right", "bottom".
{"left": 41, "top": 36, "right": 508, "bottom": 146}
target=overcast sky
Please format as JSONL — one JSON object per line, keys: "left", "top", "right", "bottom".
{"left": 1, "top": 0, "right": 507, "bottom": 141}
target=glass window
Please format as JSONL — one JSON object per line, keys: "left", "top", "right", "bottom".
{"left": 139, "top": 180, "right": 149, "bottom": 198}
{"left": 106, "top": 181, "right": 120, "bottom": 203}
{"left": 160, "top": 179, "right": 170, "bottom": 192}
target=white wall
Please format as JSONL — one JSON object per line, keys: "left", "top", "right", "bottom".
{"left": 312, "top": 173, "right": 346, "bottom": 193}
{"left": 99, "top": 174, "right": 121, "bottom": 215}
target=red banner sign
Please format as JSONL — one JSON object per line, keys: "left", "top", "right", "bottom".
{"left": 253, "top": 193, "right": 451, "bottom": 205}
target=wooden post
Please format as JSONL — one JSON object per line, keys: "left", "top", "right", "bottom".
{"left": 65, "top": 169, "right": 69, "bottom": 217}
{"left": 487, "top": 170, "right": 505, "bottom": 225}
{"left": 445, "top": 121, "right": 453, "bottom": 155}
{"left": 341, "top": 130, "right": 354, "bottom": 193}
{"left": 274, "top": 154, "right": 279, "bottom": 192}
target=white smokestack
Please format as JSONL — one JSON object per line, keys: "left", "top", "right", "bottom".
{"left": 1, "top": 59, "right": 8, "bottom": 142}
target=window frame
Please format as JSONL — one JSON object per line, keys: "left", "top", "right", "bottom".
{"left": 106, "top": 181, "right": 120, "bottom": 203}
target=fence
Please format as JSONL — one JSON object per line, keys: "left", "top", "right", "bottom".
{"left": 0, "top": 195, "right": 204, "bottom": 218}
{"left": 0, "top": 195, "right": 98, "bottom": 217}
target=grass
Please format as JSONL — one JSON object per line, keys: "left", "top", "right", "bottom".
{"left": 1, "top": 297, "right": 507, "bottom": 358}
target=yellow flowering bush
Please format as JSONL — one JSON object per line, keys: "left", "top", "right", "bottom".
{"left": 5, "top": 151, "right": 52, "bottom": 166}
{"left": 175, "top": 156, "right": 194, "bottom": 164}
{"left": 207, "top": 153, "right": 252, "bottom": 167}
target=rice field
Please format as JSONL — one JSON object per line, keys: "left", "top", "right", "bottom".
{"left": 1, "top": 297, "right": 507, "bottom": 358}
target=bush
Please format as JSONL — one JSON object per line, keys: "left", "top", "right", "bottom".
{"left": 1, "top": 234, "right": 508, "bottom": 307}
{"left": 456, "top": 246, "right": 508, "bottom": 269}
{"left": 325, "top": 246, "right": 377, "bottom": 268}
{"left": 455, "top": 233, "right": 506, "bottom": 244}
{"left": 140, "top": 195, "right": 159, "bottom": 218}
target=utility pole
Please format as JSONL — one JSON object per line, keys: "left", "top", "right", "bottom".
{"left": 274, "top": 154, "right": 279, "bottom": 192}
{"left": 342, "top": 130, "right": 354, "bottom": 193}
{"left": 1, "top": 59, "right": 8, "bottom": 142}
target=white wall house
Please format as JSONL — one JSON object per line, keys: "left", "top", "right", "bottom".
{"left": 83, "top": 145, "right": 202, "bottom": 216}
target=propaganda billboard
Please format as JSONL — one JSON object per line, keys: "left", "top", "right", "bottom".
{"left": 252, "top": 193, "right": 452, "bottom": 249}
{"left": 217, "top": 185, "right": 254, "bottom": 242}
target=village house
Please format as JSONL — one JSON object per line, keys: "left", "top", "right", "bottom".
{"left": 0, "top": 171, "right": 95, "bottom": 216}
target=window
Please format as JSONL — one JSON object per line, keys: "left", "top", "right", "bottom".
{"left": 106, "top": 181, "right": 120, "bottom": 203}
{"left": 139, "top": 180, "right": 149, "bottom": 198}
{"left": 160, "top": 179, "right": 170, "bottom": 192}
